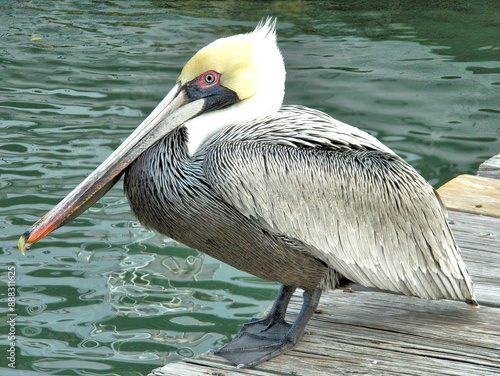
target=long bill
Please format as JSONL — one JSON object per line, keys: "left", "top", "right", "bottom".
{"left": 18, "top": 84, "right": 205, "bottom": 254}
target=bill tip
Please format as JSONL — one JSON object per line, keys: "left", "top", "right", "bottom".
{"left": 18, "top": 232, "right": 32, "bottom": 255}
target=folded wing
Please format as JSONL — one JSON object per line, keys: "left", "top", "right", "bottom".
{"left": 202, "top": 106, "right": 475, "bottom": 303}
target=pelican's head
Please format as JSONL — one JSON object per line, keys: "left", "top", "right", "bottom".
{"left": 18, "top": 19, "right": 285, "bottom": 253}
{"left": 178, "top": 18, "right": 285, "bottom": 154}
{"left": 181, "top": 18, "right": 284, "bottom": 104}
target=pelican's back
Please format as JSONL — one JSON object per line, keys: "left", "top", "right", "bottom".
{"left": 202, "top": 105, "right": 476, "bottom": 305}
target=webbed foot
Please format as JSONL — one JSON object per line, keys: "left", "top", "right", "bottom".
{"left": 213, "top": 286, "right": 322, "bottom": 368}
{"left": 214, "top": 318, "right": 296, "bottom": 368}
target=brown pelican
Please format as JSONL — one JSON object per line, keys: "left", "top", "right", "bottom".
{"left": 19, "top": 19, "right": 477, "bottom": 368}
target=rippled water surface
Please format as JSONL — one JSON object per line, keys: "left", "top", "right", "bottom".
{"left": 1, "top": 1, "right": 499, "bottom": 375}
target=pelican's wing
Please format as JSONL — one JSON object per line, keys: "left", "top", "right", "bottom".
{"left": 202, "top": 106, "right": 475, "bottom": 303}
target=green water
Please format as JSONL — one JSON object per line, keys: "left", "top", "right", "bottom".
{"left": 1, "top": 1, "right": 499, "bottom": 375}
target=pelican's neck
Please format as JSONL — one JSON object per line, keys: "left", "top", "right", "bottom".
{"left": 184, "top": 100, "right": 268, "bottom": 156}
{"left": 184, "top": 79, "right": 284, "bottom": 156}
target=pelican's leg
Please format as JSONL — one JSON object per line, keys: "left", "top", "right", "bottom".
{"left": 247, "top": 284, "right": 296, "bottom": 328}
{"left": 215, "top": 286, "right": 322, "bottom": 368}
{"left": 217, "top": 285, "right": 296, "bottom": 354}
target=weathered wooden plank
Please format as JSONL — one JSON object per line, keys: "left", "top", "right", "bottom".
{"left": 150, "top": 210, "right": 500, "bottom": 376}
{"left": 437, "top": 174, "right": 500, "bottom": 218}
{"left": 478, "top": 154, "right": 500, "bottom": 179}
{"left": 447, "top": 210, "right": 500, "bottom": 307}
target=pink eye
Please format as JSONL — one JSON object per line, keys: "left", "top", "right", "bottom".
{"left": 203, "top": 71, "right": 219, "bottom": 85}
{"left": 204, "top": 73, "right": 216, "bottom": 84}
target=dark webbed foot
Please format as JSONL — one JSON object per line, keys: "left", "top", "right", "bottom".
{"left": 242, "top": 315, "right": 293, "bottom": 336}
{"left": 214, "top": 286, "right": 322, "bottom": 368}
{"left": 214, "top": 317, "right": 294, "bottom": 368}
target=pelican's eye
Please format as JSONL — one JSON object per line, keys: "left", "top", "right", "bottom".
{"left": 184, "top": 70, "right": 237, "bottom": 110}
{"left": 203, "top": 71, "right": 219, "bottom": 86}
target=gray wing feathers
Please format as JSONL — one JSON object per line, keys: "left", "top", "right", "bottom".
{"left": 212, "top": 105, "right": 396, "bottom": 155}
{"left": 202, "top": 106, "right": 475, "bottom": 302}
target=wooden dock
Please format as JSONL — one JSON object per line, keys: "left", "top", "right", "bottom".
{"left": 149, "top": 154, "right": 500, "bottom": 376}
